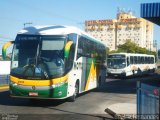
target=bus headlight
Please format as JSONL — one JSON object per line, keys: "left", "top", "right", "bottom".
{"left": 52, "top": 82, "right": 65, "bottom": 88}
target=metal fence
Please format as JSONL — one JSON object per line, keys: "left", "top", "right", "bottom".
{"left": 137, "top": 80, "right": 160, "bottom": 119}
{"left": 0, "top": 75, "right": 9, "bottom": 84}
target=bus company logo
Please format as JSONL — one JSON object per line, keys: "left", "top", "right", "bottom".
{"left": 32, "top": 86, "right": 36, "bottom": 90}
{"left": 18, "top": 80, "right": 24, "bottom": 84}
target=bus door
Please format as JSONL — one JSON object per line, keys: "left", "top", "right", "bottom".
{"left": 80, "top": 57, "right": 87, "bottom": 92}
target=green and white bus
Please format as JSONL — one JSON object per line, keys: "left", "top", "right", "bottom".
{"left": 107, "top": 53, "right": 156, "bottom": 77}
{"left": 3, "top": 25, "right": 107, "bottom": 101}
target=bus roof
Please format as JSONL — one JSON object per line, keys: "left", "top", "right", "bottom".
{"left": 19, "top": 25, "right": 83, "bottom": 35}
{"left": 18, "top": 25, "right": 106, "bottom": 47}
{"left": 109, "top": 53, "right": 155, "bottom": 57}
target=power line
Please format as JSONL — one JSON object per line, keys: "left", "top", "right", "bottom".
{"left": 0, "top": 16, "right": 24, "bottom": 23}
{"left": 0, "top": 36, "right": 14, "bottom": 41}
{"left": 14, "top": 0, "right": 81, "bottom": 24}
{"left": 0, "top": 1, "right": 85, "bottom": 46}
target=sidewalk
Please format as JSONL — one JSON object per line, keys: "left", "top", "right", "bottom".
{"left": 0, "top": 74, "right": 9, "bottom": 90}
{"left": 0, "top": 85, "right": 9, "bottom": 90}
{"left": 105, "top": 103, "right": 136, "bottom": 119}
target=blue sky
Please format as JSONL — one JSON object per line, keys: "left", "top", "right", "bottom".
{"left": 0, "top": 0, "right": 160, "bottom": 54}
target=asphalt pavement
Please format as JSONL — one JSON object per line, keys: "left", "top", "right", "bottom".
{"left": 0, "top": 74, "right": 158, "bottom": 120}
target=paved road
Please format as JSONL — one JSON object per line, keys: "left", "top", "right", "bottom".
{"left": 0, "top": 74, "right": 158, "bottom": 120}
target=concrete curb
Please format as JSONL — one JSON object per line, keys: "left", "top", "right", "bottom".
{"left": 105, "top": 108, "right": 137, "bottom": 120}
{"left": 0, "top": 86, "right": 9, "bottom": 90}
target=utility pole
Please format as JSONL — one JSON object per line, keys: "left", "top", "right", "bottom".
{"left": 23, "top": 22, "right": 32, "bottom": 28}
{"left": 154, "top": 40, "right": 158, "bottom": 61}
{"left": 150, "top": 41, "right": 152, "bottom": 53}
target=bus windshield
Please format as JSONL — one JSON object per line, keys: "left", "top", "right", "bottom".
{"left": 11, "top": 35, "right": 66, "bottom": 79}
{"left": 107, "top": 55, "right": 126, "bottom": 69}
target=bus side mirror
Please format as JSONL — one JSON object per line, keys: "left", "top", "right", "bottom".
{"left": 64, "top": 41, "right": 73, "bottom": 59}
{"left": 2, "top": 41, "right": 14, "bottom": 60}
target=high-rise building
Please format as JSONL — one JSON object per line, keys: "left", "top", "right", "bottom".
{"left": 85, "top": 12, "right": 154, "bottom": 51}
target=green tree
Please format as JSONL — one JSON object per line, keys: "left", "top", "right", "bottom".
{"left": 118, "top": 39, "right": 138, "bottom": 53}
{"left": 109, "top": 39, "right": 156, "bottom": 56}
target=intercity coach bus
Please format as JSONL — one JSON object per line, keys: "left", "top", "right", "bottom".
{"left": 107, "top": 53, "right": 156, "bottom": 77}
{"left": 3, "top": 25, "right": 107, "bottom": 101}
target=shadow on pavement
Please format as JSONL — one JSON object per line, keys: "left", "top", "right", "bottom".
{"left": 0, "top": 90, "right": 66, "bottom": 107}
{"left": 42, "top": 107, "right": 113, "bottom": 120}
{"left": 96, "top": 73, "right": 160, "bottom": 94}
{"left": 0, "top": 91, "right": 113, "bottom": 120}
{"left": 94, "top": 78, "right": 137, "bottom": 94}
{"left": 16, "top": 114, "right": 113, "bottom": 120}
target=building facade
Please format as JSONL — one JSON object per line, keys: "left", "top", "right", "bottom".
{"left": 85, "top": 12, "right": 154, "bottom": 51}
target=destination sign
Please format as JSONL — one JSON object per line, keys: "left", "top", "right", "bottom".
{"left": 16, "top": 35, "right": 39, "bottom": 41}
{"left": 108, "top": 55, "right": 125, "bottom": 58}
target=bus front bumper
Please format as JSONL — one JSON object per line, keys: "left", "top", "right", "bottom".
{"left": 9, "top": 83, "right": 68, "bottom": 99}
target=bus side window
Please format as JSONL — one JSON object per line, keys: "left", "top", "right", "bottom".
{"left": 151, "top": 57, "right": 154, "bottom": 64}
{"left": 146, "top": 57, "right": 149, "bottom": 64}
{"left": 130, "top": 56, "right": 133, "bottom": 64}
{"left": 146, "top": 57, "right": 148, "bottom": 64}
{"left": 148, "top": 57, "right": 150, "bottom": 63}
{"left": 148, "top": 57, "right": 150, "bottom": 64}
{"left": 77, "top": 36, "right": 83, "bottom": 59}
{"left": 134, "top": 56, "right": 137, "bottom": 64}
{"left": 66, "top": 44, "right": 75, "bottom": 71}
{"left": 127, "top": 57, "right": 129, "bottom": 66}
{"left": 138, "top": 56, "right": 140, "bottom": 64}
{"left": 149, "top": 57, "right": 152, "bottom": 64}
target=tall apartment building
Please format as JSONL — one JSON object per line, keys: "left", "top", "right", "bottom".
{"left": 85, "top": 12, "right": 154, "bottom": 51}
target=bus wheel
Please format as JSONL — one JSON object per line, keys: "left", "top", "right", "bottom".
{"left": 68, "top": 82, "right": 79, "bottom": 102}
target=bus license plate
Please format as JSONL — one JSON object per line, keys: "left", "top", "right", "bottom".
{"left": 29, "top": 92, "right": 38, "bottom": 96}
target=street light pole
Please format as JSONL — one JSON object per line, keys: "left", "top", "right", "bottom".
{"left": 153, "top": 40, "right": 158, "bottom": 61}
{"left": 155, "top": 40, "right": 158, "bottom": 61}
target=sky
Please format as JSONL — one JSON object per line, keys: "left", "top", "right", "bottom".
{"left": 0, "top": 0, "right": 160, "bottom": 54}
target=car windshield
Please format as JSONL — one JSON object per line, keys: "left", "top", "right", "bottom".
{"left": 107, "top": 55, "right": 126, "bottom": 69}
{"left": 11, "top": 35, "right": 66, "bottom": 79}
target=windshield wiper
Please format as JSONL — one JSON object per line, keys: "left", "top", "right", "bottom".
{"left": 34, "top": 41, "right": 49, "bottom": 79}
{"left": 43, "top": 71, "right": 49, "bottom": 79}
{"left": 35, "top": 43, "right": 40, "bottom": 67}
